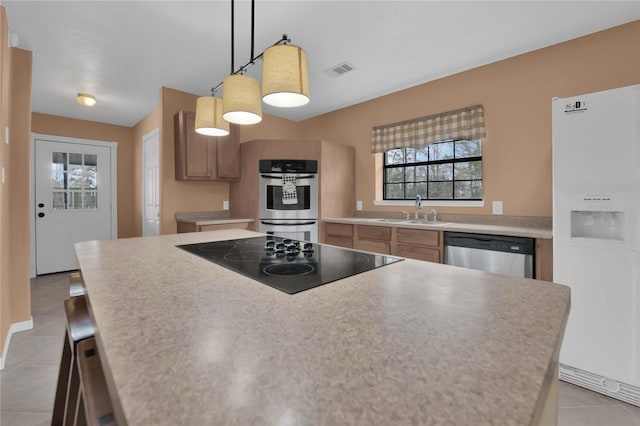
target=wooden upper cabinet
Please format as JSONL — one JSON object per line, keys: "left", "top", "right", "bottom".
{"left": 174, "top": 110, "right": 240, "bottom": 181}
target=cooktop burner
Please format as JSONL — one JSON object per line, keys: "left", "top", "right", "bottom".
{"left": 177, "top": 236, "right": 403, "bottom": 294}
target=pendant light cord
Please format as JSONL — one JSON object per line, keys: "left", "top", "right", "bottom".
{"left": 209, "top": 0, "right": 292, "bottom": 94}
{"left": 250, "top": 0, "right": 255, "bottom": 63}
{"left": 231, "top": 0, "right": 235, "bottom": 74}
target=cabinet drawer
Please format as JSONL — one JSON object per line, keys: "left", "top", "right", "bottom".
{"left": 354, "top": 240, "right": 391, "bottom": 254}
{"left": 357, "top": 225, "right": 392, "bottom": 241}
{"left": 397, "top": 228, "right": 440, "bottom": 247}
{"left": 325, "top": 235, "right": 353, "bottom": 248}
{"left": 397, "top": 244, "right": 440, "bottom": 263}
{"left": 325, "top": 223, "right": 354, "bottom": 238}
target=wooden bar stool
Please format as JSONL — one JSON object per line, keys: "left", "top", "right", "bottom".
{"left": 51, "top": 296, "right": 96, "bottom": 426}
{"left": 69, "top": 271, "right": 86, "bottom": 298}
{"left": 75, "top": 337, "right": 115, "bottom": 425}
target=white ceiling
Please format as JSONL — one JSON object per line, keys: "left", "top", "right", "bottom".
{"left": 3, "top": 1, "right": 639, "bottom": 127}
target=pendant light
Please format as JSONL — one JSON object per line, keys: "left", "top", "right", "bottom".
{"left": 222, "top": 74, "right": 262, "bottom": 125}
{"left": 195, "top": 95, "right": 229, "bottom": 136}
{"left": 262, "top": 44, "right": 309, "bottom": 107}
{"left": 196, "top": 0, "right": 309, "bottom": 131}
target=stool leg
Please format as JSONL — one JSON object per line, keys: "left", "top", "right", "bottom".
{"left": 63, "top": 352, "right": 80, "bottom": 426}
{"left": 52, "top": 330, "right": 72, "bottom": 426}
{"left": 74, "top": 389, "right": 87, "bottom": 426}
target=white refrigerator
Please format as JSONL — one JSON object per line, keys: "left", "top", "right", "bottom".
{"left": 552, "top": 84, "right": 640, "bottom": 406}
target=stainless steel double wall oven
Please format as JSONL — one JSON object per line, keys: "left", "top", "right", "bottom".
{"left": 258, "top": 159, "right": 318, "bottom": 242}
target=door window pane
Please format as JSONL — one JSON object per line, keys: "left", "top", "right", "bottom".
{"left": 52, "top": 192, "right": 66, "bottom": 210}
{"left": 50, "top": 151, "right": 98, "bottom": 210}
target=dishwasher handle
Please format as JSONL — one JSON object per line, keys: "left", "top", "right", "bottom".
{"left": 444, "top": 232, "right": 535, "bottom": 255}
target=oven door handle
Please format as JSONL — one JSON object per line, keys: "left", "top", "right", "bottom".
{"left": 260, "top": 174, "right": 316, "bottom": 179}
{"left": 261, "top": 220, "right": 317, "bottom": 226}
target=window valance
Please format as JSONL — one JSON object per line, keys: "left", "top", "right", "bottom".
{"left": 371, "top": 104, "right": 486, "bottom": 153}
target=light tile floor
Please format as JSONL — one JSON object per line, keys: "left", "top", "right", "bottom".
{"left": 1, "top": 272, "right": 640, "bottom": 426}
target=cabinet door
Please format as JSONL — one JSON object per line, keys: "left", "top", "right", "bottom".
{"left": 216, "top": 125, "right": 240, "bottom": 179}
{"left": 397, "top": 228, "right": 440, "bottom": 247}
{"left": 174, "top": 111, "right": 240, "bottom": 181}
{"left": 397, "top": 244, "right": 440, "bottom": 263}
{"left": 535, "top": 239, "right": 553, "bottom": 281}
{"left": 174, "top": 110, "right": 216, "bottom": 180}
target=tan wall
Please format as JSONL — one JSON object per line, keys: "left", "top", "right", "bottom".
{"left": 132, "top": 106, "right": 160, "bottom": 237}
{"left": 297, "top": 21, "right": 640, "bottom": 217}
{"left": 31, "top": 113, "right": 136, "bottom": 238}
{"left": 0, "top": 4, "right": 33, "bottom": 359}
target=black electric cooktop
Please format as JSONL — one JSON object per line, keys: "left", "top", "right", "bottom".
{"left": 177, "top": 236, "right": 403, "bottom": 294}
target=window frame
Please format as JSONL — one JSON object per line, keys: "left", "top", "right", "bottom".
{"left": 382, "top": 139, "right": 483, "bottom": 201}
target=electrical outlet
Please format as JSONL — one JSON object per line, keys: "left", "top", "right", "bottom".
{"left": 356, "top": 200, "right": 363, "bottom": 211}
{"left": 222, "top": 200, "right": 229, "bottom": 210}
{"left": 492, "top": 201, "right": 503, "bottom": 215}
{"left": 2, "top": 167, "right": 6, "bottom": 184}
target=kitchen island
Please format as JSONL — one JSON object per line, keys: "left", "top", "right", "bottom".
{"left": 75, "top": 229, "right": 570, "bottom": 425}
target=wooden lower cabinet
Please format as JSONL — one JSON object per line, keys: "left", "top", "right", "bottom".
{"left": 397, "top": 244, "right": 440, "bottom": 263}
{"left": 323, "top": 222, "right": 443, "bottom": 264}
{"left": 396, "top": 227, "right": 442, "bottom": 263}
{"left": 324, "top": 223, "right": 354, "bottom": 248}
{"left": 535, "top": 239, "right": 553, "bottom": 282}
{"left": 177, "top": 221, "right": 251, "bottom": 233}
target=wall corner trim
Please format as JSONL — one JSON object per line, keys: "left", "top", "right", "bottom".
{"left": 0, "top": 317, "right": 34, "bottom": 370}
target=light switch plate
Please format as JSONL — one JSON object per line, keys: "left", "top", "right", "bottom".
{"left": 492, "top": 201, "right": 503, "bottom": 215}
{"left": 222, "top": 200, "right": 229, "bottom": 210}
{"left": 4, "top": 127, "right": 8, "bottom": 144}
{"left": 356, "top": 200, "right": 363, "bottom": 211}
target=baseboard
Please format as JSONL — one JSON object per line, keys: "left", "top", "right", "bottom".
{"left": 0, "top": 317, "right": 34, "bottom": 370}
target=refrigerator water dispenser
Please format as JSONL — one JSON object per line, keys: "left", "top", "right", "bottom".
{"left": 570, "top": 211, "right": 625, "bottom": 241}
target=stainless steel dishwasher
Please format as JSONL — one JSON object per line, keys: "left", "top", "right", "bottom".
{"left": 444, "top": 232, "right": 535, "bottom": 278}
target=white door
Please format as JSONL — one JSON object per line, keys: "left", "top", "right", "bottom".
{"left": 34, "top": 139, "right": 114, "bottom": 274}
{"left": 143, "top": 129, "right": 160, "bottom": 236}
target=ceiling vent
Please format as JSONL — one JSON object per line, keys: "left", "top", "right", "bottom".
{"left": 324, "top": 62, "right": 356, "bottom": 78}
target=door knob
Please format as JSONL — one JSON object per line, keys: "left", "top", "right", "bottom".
{"left": 38, "top": 212, "right": 45, "bottom": 218}
{"left": 38, "top": 203, "right": 44, "bottom": 208}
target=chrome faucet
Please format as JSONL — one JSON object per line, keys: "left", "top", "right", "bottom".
{"left": 414, "top": 195, "right": 422, "bottom": 219}
{"left": 430, "top": 209, "right": 437, "bottom": 223}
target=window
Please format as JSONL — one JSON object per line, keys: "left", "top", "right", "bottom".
{"left": 383, "top": 139, "right": 482, "bottom": 200}
{"left": 51, "top": 151, "right": 98, "bottom": 210}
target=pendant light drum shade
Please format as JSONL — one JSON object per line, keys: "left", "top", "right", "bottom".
{"left": 222, "top": 74, "right": 263, "bottom": 125}
{"left": 195, "top": 96, "right": 230, "bottom": 136}
{"left": 262, "top": 44, "right": 310, "bottom": 107}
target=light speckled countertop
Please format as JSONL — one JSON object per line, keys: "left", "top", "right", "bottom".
{"left": 324, "top": 217, "right": 553, "bottom": 239}
{"left": 177, "top": 217, "right": 255, "bottom": 226}
{"left": 75, "top": 230, "right": 569, "bottom": 426}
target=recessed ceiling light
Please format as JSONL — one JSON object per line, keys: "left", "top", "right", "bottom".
{"left": 76, "top": 93, "right": 96, "bottom": 106}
